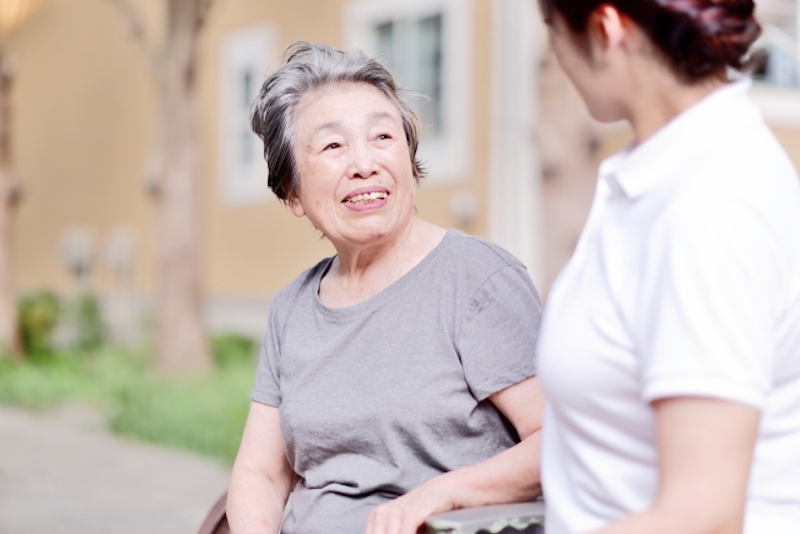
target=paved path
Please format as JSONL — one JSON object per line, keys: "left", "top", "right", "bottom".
{"left": 0, "top": 404, "right": 230, "bottom": 534}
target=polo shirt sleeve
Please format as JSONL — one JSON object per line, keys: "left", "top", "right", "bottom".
{"left": 635, "top": 194, "right": 780, "bottom": 408}
{"left": 457, "top": 264, "right": 542, "bottom": 401}
{"left": 251, "top": 298, "right": 284, "bottom": 407}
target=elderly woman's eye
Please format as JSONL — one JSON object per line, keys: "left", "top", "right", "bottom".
{"left": 324, "top": 142, "right": 341, "bottom": 150}
{"left": 377, "top": 133, "right": 392, "bottom": 140}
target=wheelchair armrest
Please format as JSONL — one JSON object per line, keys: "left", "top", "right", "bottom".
{"left": 425, "top": 501, "right": 545, "bottom": 533}
{"left": 197, "top": 491, "right": 229, "bottom": 534}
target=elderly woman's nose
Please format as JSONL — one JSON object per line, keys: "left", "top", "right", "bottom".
{"left": 347, "top": 142, "right": 379, "bottom": 179}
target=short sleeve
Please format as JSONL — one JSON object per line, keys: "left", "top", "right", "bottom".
{"left": 457, "top": 264, "right": 542, "bottom": 401}
{"left": 251, "top": 301, "right": 283, "bottom": 407}
{"left": 635, "top": 195, "right": 780, "bottom": 407}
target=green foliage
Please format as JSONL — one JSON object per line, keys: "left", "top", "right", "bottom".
{"left": 109, "top": 363, "right": 254, "bottom": 462}
{"left": 0, "top": 343, "right": 256, "bottom": 463}
{"left": 73, "top": 293, "right": 105, "bottom": 351}
{"left": 17, "top": 290, "right": 61, "bottom": 357}
{"left": 0, "top": 349, "right": 93, "bottom": 407}
{"left": 16, "top": 290, "right": 107, "bottom": 357}
{"left": 211, "top": 332, "right": 256, "bottom": 368}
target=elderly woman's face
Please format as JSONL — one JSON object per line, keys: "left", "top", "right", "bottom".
{"left": 289, "top": 82, "right": 417, "bottom": 249}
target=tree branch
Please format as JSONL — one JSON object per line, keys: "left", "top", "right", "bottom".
{"left": 196, "top": 0, "right": 214, "bottom": 32}
{"left": 106, "top": 0, "right": 164, "bottom": 75}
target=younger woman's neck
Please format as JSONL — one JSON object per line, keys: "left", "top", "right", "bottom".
{"left": 627, "top": 64, "right": 726, "bottom": 145}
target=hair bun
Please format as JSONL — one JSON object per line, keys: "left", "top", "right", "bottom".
{"left": 540, "top": 0, "right": 761, "bottom": 82}
{"left": 657, "top": 0, "right": 761, "bottom": 79}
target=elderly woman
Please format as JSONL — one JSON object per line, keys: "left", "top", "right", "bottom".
{"left": 535, "top": 1, "right": 800, "bottom": 533}
{"left": 226, "top": 42, "right": 545, "bottom": 534}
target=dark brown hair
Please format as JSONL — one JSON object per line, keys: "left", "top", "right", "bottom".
{"left": 539, "top": 0, "right": 761, "bottom": 82}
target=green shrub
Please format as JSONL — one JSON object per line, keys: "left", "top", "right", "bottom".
{"left": 108, "top": 364, "right": 253, "bottom": 462}
{"left": 74, "top": 293, "right": 105, "bottom": 351}
{"left": 211, "top": 332, "right": 257, "bottom": 368}
{"left": 18, "top": 290, "right": 61, "bottom": 357}
{"left": 0, "top": 345, "right": 255, "bottom": 463}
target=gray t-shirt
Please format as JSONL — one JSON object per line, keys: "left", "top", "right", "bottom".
{"left": 252, "top": 229, "right": 542, "bottom": 534}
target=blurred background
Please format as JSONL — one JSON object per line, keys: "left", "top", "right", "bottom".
{"left": 0, "top": 0, "right": 797, "bottom": 530}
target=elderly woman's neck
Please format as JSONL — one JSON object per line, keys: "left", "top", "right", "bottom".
{"left": 320, "top": 218, "right": 447, "bottom": 308}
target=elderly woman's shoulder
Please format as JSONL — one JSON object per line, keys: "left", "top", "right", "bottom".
{"left": 442, "top": 231, "right": 535, "bottom": 291}
{"left": 446, "top": 230, "right": 527, "bottom": 271}
{"left": 442, "top": 231, "right": 540, "bottom": 305}
{"left": 269, "top": 256, "right": 333, "bottom": 312}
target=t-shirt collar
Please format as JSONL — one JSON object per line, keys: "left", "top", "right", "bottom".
{"left": 598, "top": 79, "right": 760, "bottom": 199}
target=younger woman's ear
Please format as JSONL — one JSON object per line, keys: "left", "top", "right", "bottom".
{"left": 586, "top": 4, "right": 629, "bottom": 55}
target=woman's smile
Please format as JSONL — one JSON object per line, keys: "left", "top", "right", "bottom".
{"left": 342, "top": 187, "right": 390, "bottom": 211}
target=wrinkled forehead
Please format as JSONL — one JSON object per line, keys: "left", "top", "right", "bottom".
{"left": 296, "top": 80, "right": 399, "bottom": 115}
{"left": 290, "top": 81, "right": 402, "bottom": 139}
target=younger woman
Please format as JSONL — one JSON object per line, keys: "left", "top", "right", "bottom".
{"left": 536, "top": 1, "right": 800, "bottom": 532}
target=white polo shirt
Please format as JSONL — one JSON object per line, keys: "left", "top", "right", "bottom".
{"left": 538, "top": 81, "right": 800, "bottom": 533}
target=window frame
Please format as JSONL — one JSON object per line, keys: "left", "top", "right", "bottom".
{"left": 345, "top": 0, "right": 474, "bottom": 185}
{"left": 751, "top": 0, "right": 800, "bottom": 126}
{"left": 218, "top": 25, "right": 278, "bottom": 206}
{"left": 753, "top": 0, "right": 799, "bottom": 86}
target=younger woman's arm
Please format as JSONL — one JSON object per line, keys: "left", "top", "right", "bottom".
{"left": 593, "top": 396, "right": 759, "bottom": 534}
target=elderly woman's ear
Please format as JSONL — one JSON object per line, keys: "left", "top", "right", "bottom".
{"left": 288, "top": 195, "right": 305, "bottom": 218}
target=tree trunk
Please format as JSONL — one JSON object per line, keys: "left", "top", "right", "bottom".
{"left": 536, "top": 51, "right": 600, "bottom": 293}
{"left": 0, "top": 53, "right": 20, "bottom": 358}
{"left": 151, "top": 1, "right": 211, "bottom": 374}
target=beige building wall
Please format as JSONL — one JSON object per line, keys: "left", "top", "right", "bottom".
{"left": 7, "top": 0, "right": 158, "bottom": 296}
{"left": 773, "top": 127, "right": 800, "bottom": 171}
{"left": 4, "top": 0, "right": 799, "bottom": 330}
{"left": 2, "top": 0, "right": 500, "bottom": 326}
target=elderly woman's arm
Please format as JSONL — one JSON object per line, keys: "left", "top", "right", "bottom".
{"left": 365, "top": 375, "right": 546, "bottom": 534}
{"left": 590, "top": 397, "right": 759, "bottom": 534}
{"left": 227, "top": 401, "right": 297, "bottom": 534}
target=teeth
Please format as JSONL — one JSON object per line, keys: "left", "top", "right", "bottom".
{"left": 345, "top": 191, "right": 388, "bottom": 203}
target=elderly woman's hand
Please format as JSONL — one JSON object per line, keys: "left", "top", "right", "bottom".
{"left": 365, "top": 474, "right": 460, "bottom": 534}
{"left": 365, "top": 376, "right": 545, "bottom": 534}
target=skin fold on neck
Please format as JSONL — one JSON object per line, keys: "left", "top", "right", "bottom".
{"left": 319, "top": 217, "right": 446, "bottom": 308}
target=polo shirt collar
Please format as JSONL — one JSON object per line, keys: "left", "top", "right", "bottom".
{"left": 598, "top": 79, "right": 761, "bottom": 199}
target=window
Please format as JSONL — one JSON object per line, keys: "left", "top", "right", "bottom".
{"left": 750, "top": 1, "right": 800, "bottom": 126}
{"left": 346, "top": 0, "right": 473, "bottom": 184}
{"left": 753, "top": 0, "right": 799, "bottom": 87}
{"left": 219, "top": 26, "right": 278, "bottom": 205}
{"left": 374, "top": 14, "right": 443, "bottom": 136}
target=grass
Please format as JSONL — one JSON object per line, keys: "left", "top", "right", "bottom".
{"left": 0, "top": 339, "right": 256, "bottom": 464}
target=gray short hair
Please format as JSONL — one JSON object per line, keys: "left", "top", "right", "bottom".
{"left": 251, "top": 41, "right": 426, "bottom": 202}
